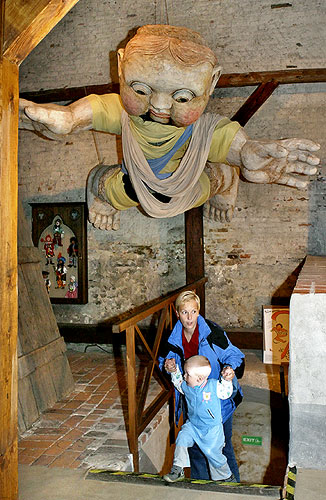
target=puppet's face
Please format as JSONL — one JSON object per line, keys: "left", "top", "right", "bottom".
{"left": 118, "top": 50, "right": 219, "bottom": 127}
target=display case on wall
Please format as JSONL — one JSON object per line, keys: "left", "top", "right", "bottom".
{"left": 31, "top": 202, "right": 88, "bottom": 304}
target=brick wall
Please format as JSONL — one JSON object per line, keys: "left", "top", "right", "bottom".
{"left": 18, "top": 0, "right": 326, "bottom": 329}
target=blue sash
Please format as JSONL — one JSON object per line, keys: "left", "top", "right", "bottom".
{"left": 121, "top": 124, "right": 193, "bottom": 180}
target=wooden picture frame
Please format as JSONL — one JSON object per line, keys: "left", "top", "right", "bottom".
{"left": 31, "top": 202, "right": 88, "bottom": 304}
{"left": 263, "top": 305, "right": 289, "bottom": 365}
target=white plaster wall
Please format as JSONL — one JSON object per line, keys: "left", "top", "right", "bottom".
{"left": 289, "top": 293, "right": 326, "bottom": 406}
{"left": 289, "top": 293, "right": 326, "bottom": 467}
{"left": 18, "top": 0, "right": 326, "bottom": 328}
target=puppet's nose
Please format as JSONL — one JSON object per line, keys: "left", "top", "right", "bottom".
{"left": 150, "top": 92, "right": 172, "bottom": 112}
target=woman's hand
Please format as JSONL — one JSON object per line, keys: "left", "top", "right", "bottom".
{"left": 165, "top": 358, "right": 177, "bottom": 373}
{"left": 221, "top": 365, "right": 235, "bottom": 381}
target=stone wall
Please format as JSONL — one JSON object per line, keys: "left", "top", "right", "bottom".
{"left": 18, "top": 0, "right": 326, "bottom": 329}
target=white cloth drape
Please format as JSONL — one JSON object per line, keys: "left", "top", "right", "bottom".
{"left": 121, "top": 110, "right": 222, "bottom": 218}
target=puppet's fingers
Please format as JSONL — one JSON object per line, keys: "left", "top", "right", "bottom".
{"left": 277, "top": 174, "right": 309, "bottom": 189}
{"left": 281, "top": 138, "right": 321, "bottom": 152}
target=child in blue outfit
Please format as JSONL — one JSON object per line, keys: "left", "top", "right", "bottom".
{"left": 163, "top": 355, "right": 235, "bottom": 483}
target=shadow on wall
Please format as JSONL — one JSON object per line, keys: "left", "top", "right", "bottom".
{"left": 263, "top": 390, "right": 289, "bottom": 485}
{"left": 308, "top": 172, "right": 326, "bottom": 255}
{"left": 271, "top": 259, "right": 306, "bottom": 306}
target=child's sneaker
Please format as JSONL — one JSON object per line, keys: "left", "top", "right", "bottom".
{"left": 163, "top": 465, "right": 185, "bottom": 483}
{"left": 215, "top": 473, "right": 236, "bottom": 483}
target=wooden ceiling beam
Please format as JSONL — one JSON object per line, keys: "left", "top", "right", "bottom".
{"left": 218, "top": 67, "right": 326, "bottom": 87}
{"left": 4, "top": 0, "right": 80, "bottom": 64}
{"left": 19, "top": 68, "right": 326, "bottom": 103}
{"left": 20, "top": 82, "right": 120, "bottom": 103}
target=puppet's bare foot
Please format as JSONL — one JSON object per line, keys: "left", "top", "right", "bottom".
{"left": 204, "top": 163, "right": 240, "bottom": 223}
{"left": 87, "top": 164, "right": 121, "bottom": 230}
{"left": 88, "top": 196, "right": 120, "bottom": 230}
{"left": 204, "top": 197, "right": 235, "bottom": 223}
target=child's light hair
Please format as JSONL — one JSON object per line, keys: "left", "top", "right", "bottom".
{"left": 185, "top": 355, "right": 211, "bottom": 379}
{"left": 175, "top": 290, "right": 200, "bottom": 312}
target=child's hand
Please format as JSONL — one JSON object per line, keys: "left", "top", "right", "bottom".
{"left": 165, "top": 358, "right": 177, "bottom": 373}
{"left": 221, "top": 365, "right": 235, "bottom": 381}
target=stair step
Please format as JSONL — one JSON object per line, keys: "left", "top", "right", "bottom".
{"left": 86, "top": 469, "right": 281, "bottom": 496}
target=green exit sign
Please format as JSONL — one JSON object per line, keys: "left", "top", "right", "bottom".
{"left": 242, "top": 436, "right": 263, "bottom": 446}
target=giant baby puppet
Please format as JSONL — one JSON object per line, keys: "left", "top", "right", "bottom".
{"left": 19, "top": 25, "right": 320, "bottom": 230}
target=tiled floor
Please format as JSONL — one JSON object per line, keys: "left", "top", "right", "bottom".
{"left": 18, "top": 348, "right": 164, "bottom": 471}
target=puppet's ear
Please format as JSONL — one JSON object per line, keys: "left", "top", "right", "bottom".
{"left": 117, "top": 48, "right": 125, "bottom": 78}
{"left": 209, "top": 65, "right": 222, "bottom": 95}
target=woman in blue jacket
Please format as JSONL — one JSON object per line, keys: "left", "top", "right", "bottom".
{"left": 159, "top": 290, "right": 245, "bottom": 482}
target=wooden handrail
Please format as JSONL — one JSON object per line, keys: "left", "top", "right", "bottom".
{"left": 111, "top": 278, "right": 207, "bottom": 472}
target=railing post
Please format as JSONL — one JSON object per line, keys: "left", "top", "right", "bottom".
{"left": 125, "top": 325, "right": 139, "bottom": 472}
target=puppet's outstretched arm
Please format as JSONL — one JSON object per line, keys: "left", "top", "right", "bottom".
{"left": 19, "top": 97, "right": 93, "bottom": 139}
{"left": 228, "top": 129, "right": 320, "bottom": 188}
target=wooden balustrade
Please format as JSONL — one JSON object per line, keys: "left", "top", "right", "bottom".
{"left": 111, "top": 277, "right": 207, "bottom": 471}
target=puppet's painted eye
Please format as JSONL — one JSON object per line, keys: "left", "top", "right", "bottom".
{"left": 130, "top": 82, "right": 152, "bottom": 95}
{"left": 172, "top": 89, "right": 195, "bottom": 103}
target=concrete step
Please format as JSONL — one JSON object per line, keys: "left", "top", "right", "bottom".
{"left": 85, "top": 469, "right": 281, "bottom": 497}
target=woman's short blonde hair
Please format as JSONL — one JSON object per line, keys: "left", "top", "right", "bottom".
{"left": 185, "top": 355, "right": 211, "bottom": 379}
{"left": 175, "top": 290, "right": 200, "bottom": 312}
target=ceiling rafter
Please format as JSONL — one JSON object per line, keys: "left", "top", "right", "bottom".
{"left": 19, "top": 68, "right": 326, "bottom": 127}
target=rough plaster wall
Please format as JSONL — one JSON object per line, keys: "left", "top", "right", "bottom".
{"left": 18, "top": 0, "right": 326, "bottom": 328}
{"left": 289, "top": 293, "right": 326, "bottom": 467}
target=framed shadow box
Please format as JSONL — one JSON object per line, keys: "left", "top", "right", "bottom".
{"left": 31, "top": 202, "right": 88, "bottom": 304}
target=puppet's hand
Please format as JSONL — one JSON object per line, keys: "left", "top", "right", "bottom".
{"left": 204, "top": 164, "right": 240, "bottom": 223}
{"left": 19, "top": 99, "right": 75, "bottom": 139}
{"left": 19, "top": 98, "right": 92, "bottom": 139}
{"left": 240, "top": 138, "right": 320, "bottom": 188}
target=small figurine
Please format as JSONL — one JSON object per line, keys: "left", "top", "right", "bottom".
{"left": 65, "top": 275, "right": 78, "bottom": 299}
{"left": 67, "top": 236, "right": 78, "bottom": 268}
{"left": 42, "top": 270, "right": 51, "bottom": 294}
{"left": 53, "top": 218, "right": 64, "bottom": 247}
{"left": 42, "top": 234, "right": 55, "bottom": 265}
{"left": 55, "top": 256, "right": 67, "bottom": 288}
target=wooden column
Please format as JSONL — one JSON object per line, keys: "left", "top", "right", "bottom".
{"left": 1, "top": 3, "right": 81, "bottom": 498}
{"left": 185, "top": 206, "right": 206, "bottom": 316}
{"left": 0, "top": 56, "right": 19, "bottom": 500}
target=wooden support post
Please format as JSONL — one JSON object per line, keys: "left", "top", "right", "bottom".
{"left": 125, "top": 326, "right": 139, "bottom": 472}
{"left": 185, "top": 206, "right": 206, "bottom": 316}
{"left": 0, "top": 57, "right": 19, "bottom": 500}
{"left": 231, "top": 81, "right": 279, "bottom": 126}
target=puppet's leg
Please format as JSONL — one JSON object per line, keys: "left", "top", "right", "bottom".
{"left": 204, "top": 162, "right": 240, "bottom": 223}
{"left": 86, "top": 164, "right": 121, "bottom": 230}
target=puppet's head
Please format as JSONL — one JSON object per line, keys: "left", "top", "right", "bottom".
{"left": 117, "top": 25, "right": 221, "bottom": 127}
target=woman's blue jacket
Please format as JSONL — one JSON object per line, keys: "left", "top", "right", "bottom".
{"left": 158, "top": 315, "right": 245, "bottom": 424}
